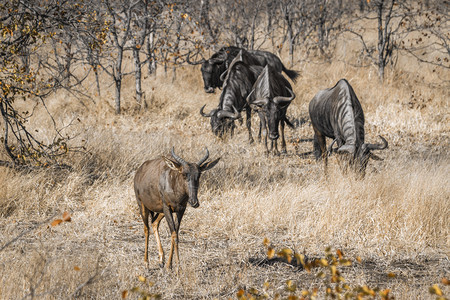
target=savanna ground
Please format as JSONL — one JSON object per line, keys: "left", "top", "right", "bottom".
{"left": 0, "top": 35, "right": 449, "bottom": 298}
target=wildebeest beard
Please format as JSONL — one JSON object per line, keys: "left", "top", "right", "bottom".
{"left": 211, "top": 115, "right": 239, "bottom": 138}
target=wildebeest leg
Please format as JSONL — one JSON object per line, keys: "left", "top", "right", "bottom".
{"left": 151, "top": 213, "right": 165, "bottom": 268}
{"left": 258, "top": 119, "right": 262, "bottom": 143}
{"left": 280, "top": 119, "right": 287, "bottom": 154}
{"left": 258, "top": 112, "right": 269, "bottom": 153}
{"left": 272, "top": 140, "right": 279, "bottom": 155}
{"left": 313, "top": 127, "right": 328, "bottom": 172}
{"left": 313, "top": 127, "right": 327, "bottom": 160}
{"left": 246, "top": 108, "right": 254, "bottom": 144}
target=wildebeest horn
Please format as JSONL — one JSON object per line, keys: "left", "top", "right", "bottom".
{"left": 251, "top": 98, "right": 269, "bottom": 107}
{"left": 246, "top": 89, "right": 255, "bottom": 103}
{"left": 186, "top": 51, "right": 205, "bottom": 65}
{"left": 217, "top": 105, "right": 241, "bottom": 120}
{"left": 197, "top": 148, "right": 209, "bottom": 166}
{"left": 209, "top": 57, "right": 225, "bottom": 65}
{"left": 273, "top": 87, "right": 295, "bottom": 105}
{"left": 366, "top": 135, "right": 388, "bottom": 151}
{"left": 219, "top": 70, "right": 228, "bottom": 82}
{"left": 171, "top": 147, "right": 187, "bottom": 166}
{"left": 200, "top": 104, "right": 213, "bottom": 117}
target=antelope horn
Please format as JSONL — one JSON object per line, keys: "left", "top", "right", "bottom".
{"left": 273, "top": 87, "right": 295, "bottom": 105}
{"left": 197, "top": 148, "right": 210, "bottom": 166}
{"left": 366, "top": 135, "right": 388, "bottom": 151}
{"left": 186, "top": 51, "right": 205, "bottom": 65}
{"left": 200, "top": 104, "right": 213, "bottom": 117}
{"left": 171, "top": 147, "right": 187, "bottom": 166}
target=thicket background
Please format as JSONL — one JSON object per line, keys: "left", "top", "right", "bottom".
{"left": 0, "top": 0, "right": 448, "bottom": 299}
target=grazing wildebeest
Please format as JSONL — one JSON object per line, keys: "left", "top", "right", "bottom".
{"left": 247, "top": 65, "right": 296, "bottom": 155}
{"left": 133, "top": 147, "right": 220, "bottom": 272}
{"left": 188, "top": 46, "right": 299, "bottom": 93}
{"left": 308, "top": 79, "right": 388, "bottom": 176}
{"left": 200, "top": 51, "right": 263, "bottom": 143}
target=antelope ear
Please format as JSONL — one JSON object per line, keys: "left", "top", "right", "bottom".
{"left": 163, "top": 156, "right": 182, "bottom": 172}
{"left": 200, "top": 157, "right": 221, "bottom": 172}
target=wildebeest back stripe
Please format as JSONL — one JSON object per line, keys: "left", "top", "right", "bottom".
{"left": 337, "top": 85, "right": 357, "bottom": 146}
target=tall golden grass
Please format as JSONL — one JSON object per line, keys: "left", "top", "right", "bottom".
{"left": 0, "top": 41, "right": 449, "bottom": 298}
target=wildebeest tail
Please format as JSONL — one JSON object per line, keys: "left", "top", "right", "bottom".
{"left": 282, "top": 66, "right": 300, "bottom": 82}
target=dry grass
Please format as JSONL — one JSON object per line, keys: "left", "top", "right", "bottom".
{"left": 0, "top": 45, "right": 449, "bottom": 299}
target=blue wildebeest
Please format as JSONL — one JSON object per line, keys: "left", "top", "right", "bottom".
{"left": 200, "top": 51, "right": 263, "bottom": 143}
{"left": 188, "top": 46, "right": 299, "bottom": 93}
{"left": 247, "top": 65, "right": 295, "bottom": 155}
{"left": 308, "top": 79, "right": 388, "bottom": 176}
{"left": 134, "top": 148, "right": 220, "bottom": 272}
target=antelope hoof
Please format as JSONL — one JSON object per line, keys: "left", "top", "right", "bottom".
{"left": 159, "top": 262, "right": 164, "bottom": 269}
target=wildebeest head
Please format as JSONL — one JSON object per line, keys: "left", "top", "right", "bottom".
{"left": 187, "top": 51, "right": 225, "bottom": 93}
{"left": 163, "top": 148, "right": 220, "bottom": 208}
{"left": 200, "top": 59, "right": 226, "bottom": 93}
{"left": 330, "top": 135, "right": 388, "bottom": 176}
{"left": 249, "top": 66, "right": 295, "bottom": 140}
{"left": 200, "top": 105, "right": 241, "bottom": 138}
{"left": 191, "top": 47, "right": 242, "bottom": 93}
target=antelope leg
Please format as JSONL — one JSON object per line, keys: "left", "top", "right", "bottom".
{"left": 151, "top": 213, "right": 165, "bottom": 268}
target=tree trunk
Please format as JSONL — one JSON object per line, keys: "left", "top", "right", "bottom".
{"left": 94, "top": 68, "right": 101, "bottom": 98}
{"left": 133, "top": 41, "right": 143, "bottom": 105}
{"left": 200, "top": 0, "right": 214, "bottom": 42}
{"left": 377, "top": 2, "right": 385, "bottom": 81}
{"left": 114, "top": 48, "right": 123, "bottom": 114}
{"left": 376, "top": 0, "right": 395, "bottom": 82}
{"left": 146, "top": 31, "right": 157, "bottom": 75}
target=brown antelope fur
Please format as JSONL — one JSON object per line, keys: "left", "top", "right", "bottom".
{"left": 133, "top": 147, "right": 220, "bottom": 272}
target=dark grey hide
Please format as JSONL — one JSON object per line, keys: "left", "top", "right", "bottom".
{"left": 308, "top": 79, "right": 388, "bottom": 175}
{"left": 196, "top": 46, "right": 299, "bottom": 93}
{"left": 201, "top": 53, "right": 263, "bottom": 142}
{"left": 247, "top": 65, "right": 295, "bottom": 155}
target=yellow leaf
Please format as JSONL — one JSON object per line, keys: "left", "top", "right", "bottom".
{"left": 339, "top": 259, "right": 352, "bottom": 266}
{"left": 442, "top": 277, "right": 450, "bottom": 285}
{"left": 330, "top": 265, "right": 337, "bottom": 276}
{"left": 267, "top": 248, "right": 275, "bottom": 259}
{"left": 51, "top": 219, "right": 63, "bottom": 226}
{"left": 263, "top": 238, "right": 270, "bottom": 247}
{"left": 387, "top": 272, "right": 396, "bottom": 278}
{"left": 319, "top": 258, "right": 328, "bottom": 266}
{"left": 62, "top": 211, "right": 71, "bottom": 222}
{"left": 121, "top": 290, "right": 128, "bottom": 298}
{"left": 380, "top": 289, "right": 390, "bottom": 298}
{"left": 429, "top": 284, "right": 443, "bottom": 296}
{"left": 138, "top": 275, "right": 146, "bottom": 282}
{"left": 74, "top": 266, "right": 80, "bottom": 271}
